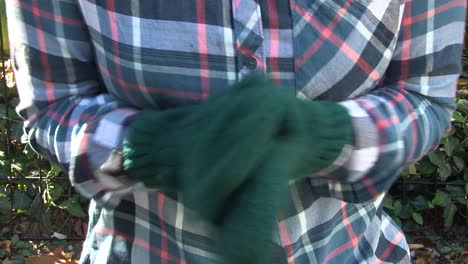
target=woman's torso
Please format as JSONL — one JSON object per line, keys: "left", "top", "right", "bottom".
{"left": 77, "top": 1, "right": 410, "bottom": 263}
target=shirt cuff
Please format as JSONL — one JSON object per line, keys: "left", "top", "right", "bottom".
{"left": 331, "top": 99, "right": 379, "bottom": 182}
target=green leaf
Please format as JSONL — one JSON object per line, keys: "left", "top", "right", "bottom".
{"left": 21, "top": 249, "right": 32, "bottom": 257}
{"left": 0, "top": 195, "right": 9, "bottom": 211}
{"left": 393, "top": 200, "right": 402, "bottom": 216}
{"left": 451, "top": 111, "right": 465, "bottom": 122}
{"left": 10, "top": 122, "right": 24, "bottom": 142}
{"left": 453, "top": 156, "right": 465, "bottom": 171}
{"left": 443, "top": 137, "right": 460, "bottom": 156}
{"left": 44, "top": 181, "right": 64, "bottom": 205}
{"left": 416, "top": 158, "right": 437, "bottom": 174}
{"left": 15, "top": 241, "right": 30, "bottom": 249}
{"left": 411, "top": 212, "right": 423, "bottom": 225}
{"left": 428, "top": 150, "right": 445, "bottom": 168}
{"left": 399, "top": 203, "right": 413, "bottom": 219}
{"left": 58, "top": 199, "right": 86, "bottom": 218}
{"left": 438, "top": 164, "right": 452, "bottom": 180}
{"left": 436, "top": 240, "right": 452, "bottom": 254}
{"left": 453, "top": 196, "right": 467, "bottom": 205}
{"left": 443, "top": 204, "right": 457, "bottom": 227}
{"left": 393, "top": 217, "right": 402, "bottom": 228}
{"left": 11, "top": 234, "right": 19, "bottom": 245}
{"left": 456, "top": 99, "right": 468, "bottom": 112}
{"left": 400, "top": 167, "right": 409, "bottom": 177}
{"left": 11, "top": 254, "right": 26, "bottom": 264}
{"left": 12, "top": 190, "right": 32, "bottom": 210}
{"left": 450, "top": 125, "right": 458, "bottom": 136}
{"left": 408, "top": 164, "right": 417, "bottom": 175}
{"left": 452, "top": 246, "right": 466, "bottom": 254}
{"left": 382, "top": 196, "right": 393, "bottom": 210}
{"left": 445, "top": 185, "right": 465, "bottom": 198}
{"left": 411, "top": 195, "right": 430, "bottom": 211}
{"left": 28, "top": 194, "right": 51, "bottom": 227}
{"left": 423, "top": 228, "right": 441, "bottom": 242}
{"left": 432, "top": 190, "right": 451, "bottom": 207}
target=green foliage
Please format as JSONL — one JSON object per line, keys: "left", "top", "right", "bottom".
{"left": 0, "top": 65, "right": 86, "bottom": 238}
{"left": 384, "top": 98, "right": 468, "bottom": 253}
{"left": 58, "top": 196, "right": 87, "bottom": 218}
{"left": 0, "top": 234, "right": 33, "bottom": 262}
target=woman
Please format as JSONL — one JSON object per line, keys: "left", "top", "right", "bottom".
{"left": 6, "top": 0, "right": 466, "bottom": 263}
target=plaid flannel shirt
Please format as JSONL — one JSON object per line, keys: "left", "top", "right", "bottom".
{"left": 6, "top": 0, "right": 466, "bottom": 263}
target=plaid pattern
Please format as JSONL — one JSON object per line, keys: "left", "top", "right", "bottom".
{"left": 6, "top": 0, "right": 466, "bottom": 263}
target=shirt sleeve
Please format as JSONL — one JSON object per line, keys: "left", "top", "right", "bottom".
{"left": 6, "top": 0, "right": 142, "bottom": 209}
{"left": 308, "top": 0, "right": 466, "bottom": 203}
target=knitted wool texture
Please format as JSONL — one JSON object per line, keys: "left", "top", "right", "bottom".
{"left": 122, "top": 77, "right": 352, "bottom": 263}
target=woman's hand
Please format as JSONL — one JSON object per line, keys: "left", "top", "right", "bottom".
{"left": 122, "top": 76, "right": 353, "bottom": 223}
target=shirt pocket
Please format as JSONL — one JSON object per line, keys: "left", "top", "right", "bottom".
{"left": 78, "top": 0, "right": 236, "bottom": 110}
{"left": 290, "top": 0, "right": 403, "bottom": 101}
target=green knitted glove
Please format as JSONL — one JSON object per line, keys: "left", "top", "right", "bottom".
{"left": 121, "top": 106, "right": 193, "bottom": 192}
{"left": 284, "top": 99, "right": 353, "bottom": 179}
{"left": 122, "top": 77, "right": 289, "bottom": 221}
{"left": 213, "top": 99, "right": 353, "bottom": 264}
{"left": 215, "top": 141, "right": 294, "bottom": 264}
{"left": 123, "top": 76, "right": 353, "bottom": 264}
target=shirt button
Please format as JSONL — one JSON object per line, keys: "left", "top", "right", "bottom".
{"left": 245, "top": 57, "right": 257, "bottom": 70}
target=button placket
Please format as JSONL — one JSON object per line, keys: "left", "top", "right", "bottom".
{"left": 245, "top": 56, "right": 257, "bottom": 70}
{"left": 232, "top": 0, "right": 266, "bottom": 78}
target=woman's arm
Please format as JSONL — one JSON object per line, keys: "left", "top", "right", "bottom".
{"left": 6, "top": 0, "right": 141, "bottom": 209}
{"left": 308, "top": 0, "right": 466, "bottom": 203}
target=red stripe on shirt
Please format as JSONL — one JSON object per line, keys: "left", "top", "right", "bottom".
{"left": 404, "top": 0, "right": 466, "bottom": 25}
{"left": 107, "top": 0, "right": 139, "bottom": 106}
{"left": 14, "top": 0, "right": 83, "bottom": 27}
{"left": 31, "top": 0, "right": 54, "bottom": 101}
{"left": 292, "top": 0, "right": 381, "bottom": 81}
{"left": 386, "top": 3, "right": 419, "bottom": 162}
{"left": 196, "top": 0, "right": 210, "bottom": 99}
{"left": 399, "top": 3, "right": 412, "bottom": 82}
{"left": 363, "top": 177, "right": 380, "bottom": 198}
{"left": 266, "top": 0, "right": 281, "bottom": 84}
{"left": 322, "top": 204, "right": 363, "bottom": 263}
{"left": 278, "top": 213, "right": 295, "bottom": 264}
{"left": 374, "top": 231, "right": 404, "bottom": 264}
{"left": 390, "top": 90, "right": 418, "bottom": 162}
{"left": 98, "top": 64, "right": 205, "bottom": 100}
{"left": 158, "top": 192, "right": 169, "bottom": 264}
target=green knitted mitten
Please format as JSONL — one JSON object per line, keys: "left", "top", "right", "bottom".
{"left": 215, "top": 141, "right": 294, "bottom": 264}
{"left": 121, "top": 106, "right": 194, "bottom": 192}
{"left": 123, "top": 76, "right": 353, "bottom": 264}
{"left": 284, "top": 99, "right": 353, "bottom": 179}
{"left": 122, "top": 77, "right": 288, "bottom": 221}
{"left": 213, "top": 97, "right": 353, "bottom": 264}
